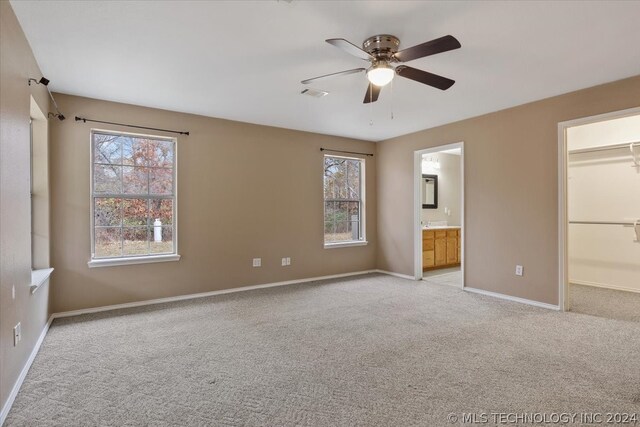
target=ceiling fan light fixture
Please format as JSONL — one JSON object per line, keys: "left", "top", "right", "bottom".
{"left": 367, "top": 63, "right": 394, "bottom": 87}
{"left": 304, "top": 33, "right": 461, "bottom": 103}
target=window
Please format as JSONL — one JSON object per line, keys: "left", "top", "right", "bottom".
{"left": 323, "top": 155, "right": 366, "bottom": 247}
{"left": 29, "top": 96, "right": 54, "bottom": 292}
{"left": 90, "top": 130, "right": 178, "bottom": 265}
{"left": 29, "top": 118, "right": 34, "bottom": 268}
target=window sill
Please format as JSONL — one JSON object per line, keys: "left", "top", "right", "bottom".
{"left": 88, "top": 254, "right": 181, "bottom": 268}
{"left": 324, "top": 241, "right": 368, "bottom": 249}
{"left": 30, "top": 268, "right": 54, "bottom": 295}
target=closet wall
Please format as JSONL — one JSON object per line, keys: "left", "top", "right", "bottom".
{"left": 567, "top": 114, "right": 640, "bottom": 292}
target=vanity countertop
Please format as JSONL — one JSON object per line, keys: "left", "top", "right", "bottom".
{"left": 422, "top": 225, "right": 461, "bottom": 230}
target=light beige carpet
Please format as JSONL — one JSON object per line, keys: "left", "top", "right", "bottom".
{"left": 569, "top": 283, "right": 640, "bottom": 322}
{"left": 6, "top": 274, "right": 640, "bottom": 426}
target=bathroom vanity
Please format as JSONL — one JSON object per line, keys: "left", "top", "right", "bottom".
{"left": 422, "top": 227, "right": 461, "bottom": 270}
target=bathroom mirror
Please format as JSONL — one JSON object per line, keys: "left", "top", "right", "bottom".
{"left": 422, "top": 174, "right": 438, "bottom": 209}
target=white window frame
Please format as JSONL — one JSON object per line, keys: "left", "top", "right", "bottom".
{"left": 29, "top": 118, "right": 35, "bottom": 268}
{"left": 323, "top": 154, "right": 367, "bottom": 249}
{"left": 29, "top": 96, "right": 54, "bottom": 293}
{"left": 88, "top": 129, "right": 180, "bottom": 268}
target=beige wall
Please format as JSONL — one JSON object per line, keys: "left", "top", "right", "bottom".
{"left": 0, "top": 1, "right": 52, "bottom": 415}
{"left": 377, "top": 75, "right": 640, "bottom": 305}
{"left": 49, "top": 94, "right": 377, "bottom": 313}
{"left": 420, "top": 152, "right": 461, "bottom": 226}
{"left": 567, "top": 114, "right": 640, "bottom": 292}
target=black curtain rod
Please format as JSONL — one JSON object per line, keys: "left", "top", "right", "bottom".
{"left": 75, "top": 116, "right": 189, "bottom": 136}
{"left": 320, "top": 148, "right": 373, "bottom": 157}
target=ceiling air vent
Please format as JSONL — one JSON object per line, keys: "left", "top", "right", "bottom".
{"left": 301, "top": 88, "right": 329, "bottom": 98}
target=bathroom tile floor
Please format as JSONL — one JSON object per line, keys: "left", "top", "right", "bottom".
{"left": 422, "top": 267, "right": 462, "bottom": 288}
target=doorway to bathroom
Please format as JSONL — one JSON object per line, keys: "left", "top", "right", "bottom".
{"left": 413, "top": 142, "right": 464, "bottom": 288}
{"left": 558, "top": 108, "right": 640, "bottom": 320}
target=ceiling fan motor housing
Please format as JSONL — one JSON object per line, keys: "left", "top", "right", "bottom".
{"left": 363, "top": 34, "right": 400, "bottom": 60}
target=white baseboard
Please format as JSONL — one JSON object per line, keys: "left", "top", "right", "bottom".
{"left": 464, "top": 287, "right": 560, "bottom": 311}
{"left": 569, "top": 279, "right": 640, "bottom": 294}
{"left": 53, "top": 270, "right": 378, "bottom": 319}
{"left": 0, "top": 315, "right": 54, "bottom": 426}
{"left": 375, "top": 269, "right": 416, "bottom": 281}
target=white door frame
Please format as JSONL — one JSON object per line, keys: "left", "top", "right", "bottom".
{"left": 557, "top": 106, "right": 640, "bottom": 311}
{"left": 413, "top": 141, "right": 465, "bottom": 288}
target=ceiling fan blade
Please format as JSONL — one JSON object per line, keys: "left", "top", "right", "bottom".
{"left": 301, "top": 68, "right": 366, "bottom": 84}
{"left": 393, "top": 35, "right": 461, "bottom": 63}
{"left": 363, "top": 83, "right": 381, "bottom": 104}
{"left": 396, "top": 66, "right": 455, "bottom": 90}
{"left": 326, "top": 38, "right": 374, "bottom": 61}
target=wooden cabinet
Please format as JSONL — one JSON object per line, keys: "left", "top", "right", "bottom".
{"left": 422, "top": 250, "right": 435, "bottom": 268}
{"left": 423, "top": 231, "right": 434, "bottom": 268}
{"left": 422, "top": 234, "right": 435, "bottom": 267}
{"left": 434, "top": 233, "right": 447, "bottom": 265}
{"left": 422, "top": 228, "right": 461, "bottom": 270}
{"left": 446, "top": 230, "right": 457, "bottom": 264}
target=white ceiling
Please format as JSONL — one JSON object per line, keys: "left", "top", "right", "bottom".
{"left": 11, "top": 1, "right": 640, "bottom": 141}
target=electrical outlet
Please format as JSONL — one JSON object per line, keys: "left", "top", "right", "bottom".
{"left": 515, "top": 265, "right": 524, "bottom": 276}
{"left": 286, "top": 257, "right": 291, "bottom": 266}
{"left": 252, "top": 258, "right": 261, "bottom": 267}
{"left": 13, "top": 323, "right": 21, "bottom": 346}
{"left": 281, "top": 257, "right": 287, "bottom": 266}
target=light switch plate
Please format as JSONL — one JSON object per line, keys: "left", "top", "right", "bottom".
{"left": 515, "top": 265, "right": 524, "bottom": 276}
{"left": 13, "top": 322, "right": 21, "bottom": 346}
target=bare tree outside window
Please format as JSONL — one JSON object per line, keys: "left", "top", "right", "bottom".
{"left": 324, "top": 155, "right": 364, "bottom": 244}
{"left": 92, "top": 131, "right": 176, "bottom": 259}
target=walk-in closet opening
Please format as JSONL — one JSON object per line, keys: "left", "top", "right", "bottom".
{"left": 560, "top": 109, "right": 640, "bottom": 320}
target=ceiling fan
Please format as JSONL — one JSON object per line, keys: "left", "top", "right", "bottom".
{"left": 301, "top": 34, "right": 461, "bottom": 103}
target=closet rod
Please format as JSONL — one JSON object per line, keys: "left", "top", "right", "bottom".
{"left": 569, "top": 220, "right": 636, "bottom": 226}
{"left": 568, "top": 141, "right": 639, "bottom": 155}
